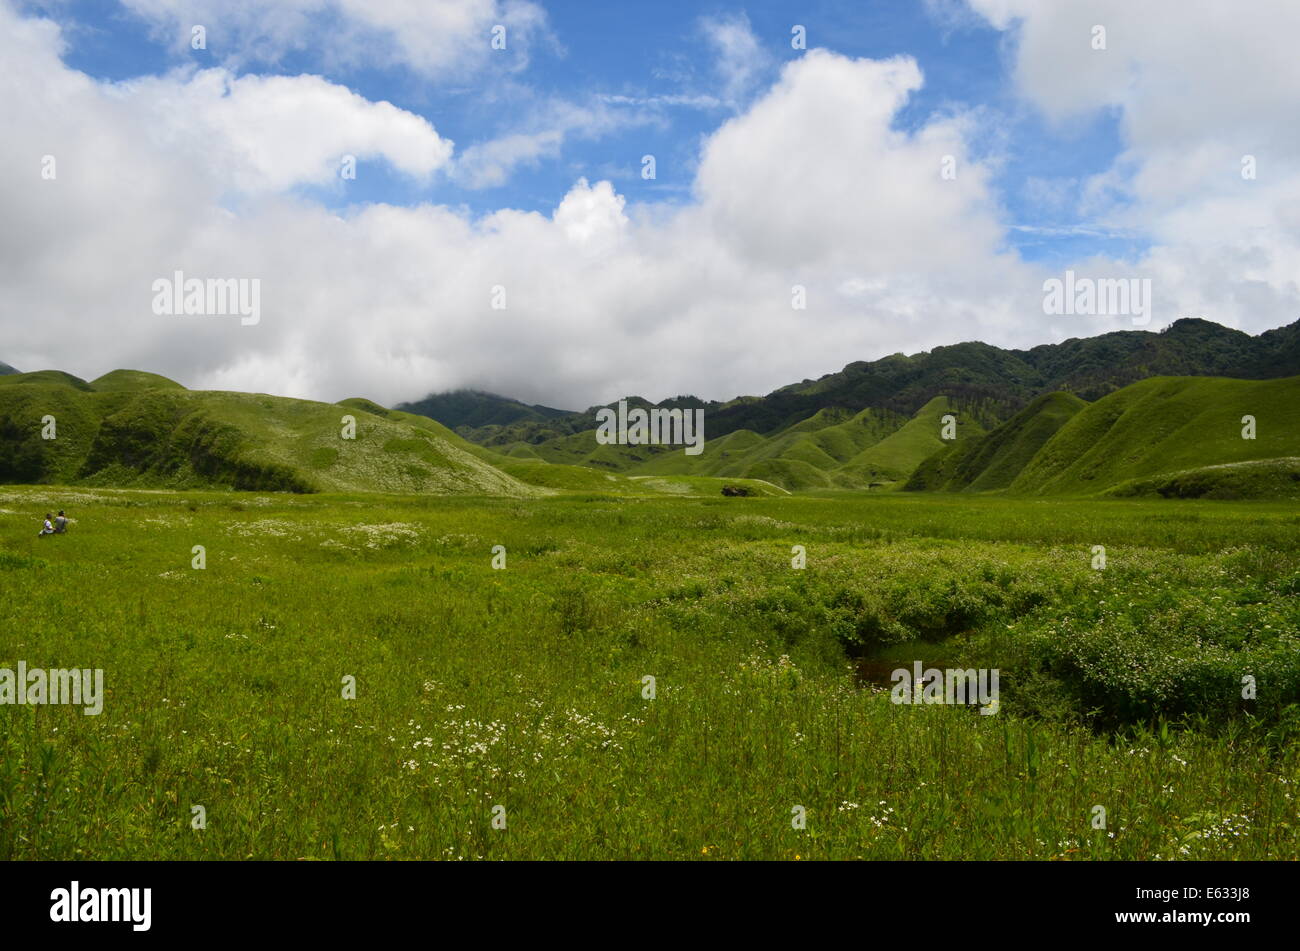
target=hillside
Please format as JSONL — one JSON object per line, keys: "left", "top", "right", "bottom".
{"left": 906, "top": 392, "right": 1087, "bottom": 492}
{"left": 395, "top": 389, "right": 574, "bottom": 432}
{"left": 715, "top": 317, "right": 1300, "bottom": 438}
{"left": 89, "top": 369, "right": 186, "bottom": 391}
{"left": 0, "top": 373, "right": 785, "bottom": 500}
{"left": 1010, "top": 376, "right": 1300, "bottom": 498}
{"left": 6, "top": 326, "right": 1297, "bottom": 500}
{"left": 469, "top": 394, "right": 992, "bottom": 491}
{"left": 0, "top": 369, "right": 95, "bottom": 390}
{"left": 0, "top": 374, "right": 536, "bottom": 496}
{"left": 398, "top": 318, "right": 1300, "bottom": 492}
{"left": 339, "top": 397, "right": 788, "bottom": 497}
{"left": 0, "top": 361, "right": 17, "bottom": 376}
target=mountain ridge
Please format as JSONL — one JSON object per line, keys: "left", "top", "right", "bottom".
{"left": 3, "top": 317, "right": 1297, "bottom": 498}
{"left": 405, "top": 318, "right": 1300, "bottom": 450}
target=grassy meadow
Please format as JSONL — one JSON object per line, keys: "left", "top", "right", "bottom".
{"left": 1, "top": 485, "right": 1297, "bottom": 860}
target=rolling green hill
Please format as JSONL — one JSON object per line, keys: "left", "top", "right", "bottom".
{"left": 0, "top": 376, "right": 536, "bottom": 496}
{"left": 530, "top": 395, "right": 993, "bottom": 491}
{"left": 706, "top": 316, "right": 1300, "bottom": 438}
{"left": 410, "top": 318, "right": 1300, "bottom": 452}
{"left": 395, "top": 389, "right": 574, "bottom": 432}
{"left": 906, "top": 392, "right": 1087, "bottom": 492}
{"left": 0, "top": 369, "right": 95, "bottom": 391}
{"left": 835, "top": 396, "right": 984, "bottom": 485}
{"left": 1009, "top": 376, "right": 1300, "bottom": 497}
{"left": 340, "top": 398, "right": 788, "bottom": 497}
{"left": 89, "top": 369, "right": 186, "bottom": 392}
{"left": 401, "top": 318, "right": 1300, "bottom": 493}
{"left": 6, "top": 327, "right": 1297, "bottom": 500}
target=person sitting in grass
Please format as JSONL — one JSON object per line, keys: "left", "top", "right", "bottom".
{"left": 54, "top": 510, "right": 68, "bottom": 533}
{"left": 38, "top": 513, "right": 54, "bottom": 536}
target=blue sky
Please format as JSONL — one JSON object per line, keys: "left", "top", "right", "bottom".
{"left": 33, "top": 0, "right": 1141, "bottom": 264}
{"left": 5, "top": 0, "right": 1293, "bottom": 407}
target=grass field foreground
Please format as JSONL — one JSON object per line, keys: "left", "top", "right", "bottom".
{"left": 1, "top": 487, "right": 1297, "bottom": 859}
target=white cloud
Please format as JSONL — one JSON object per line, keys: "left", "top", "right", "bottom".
{"left": 553, "top": 178, "right": 628, "bottom": 250}
{"left": 18, "top": 0, "right": 1297, "bottom": 417}
{"left": 451, "top": 98, "right": 650, "bottom": 190}
{"left": 965, "top": 0, "right": 1300, "bottom": 333}
{"left": 0, "top": 1, "right": 1048, "bottom": 409}
{"left": 117, "top": 67, "right": 453, "bottom": 193}
{"left": 117, "top": 0, "right": 552, "bottom": 78}
{"left": 700, "top": 12, "right": 772, "bottom": 105}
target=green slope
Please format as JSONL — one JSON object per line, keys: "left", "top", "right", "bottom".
{"left": 395, "top": 389, "right": 573, "bottom": 430}
{"left": 0, "top": 375, "right": 536, "bottom": 496}
{"left": 0, "top": 382, "right": 103, "bottom": 483}
{"left": 406, "top": 317, "right": 1300, "bottom": 494}
{"left": 0, "top": 369, "right": 94, "bottom": 391}
{"left": 906, "top": 392, "right": 1087, "bottom": 492}
{"left": 478, "top": 397, "right": 983, "bottom": 492}
{"left": 616, "top": 405, "right": 905, "bottom": 490}
{"left": 1108, "top": 458, "right": 1300, "bottom": 501}
{"left": 438, "top": 318, "right": 1300, "bottom": 463}
{"left": 1010, "top": 376, "right": 1300, "bottom": 496}
{"left": 697, "top": 317, "right": 1300, "bottom": 438}
{"left": 341, "top": 397, "right": 787, "bottom": 498}
{"left": 90, "top": 369, "right": 186, "bottom": 392}
{"left": 837, "top": 396, "right": 984, "bottom": 486}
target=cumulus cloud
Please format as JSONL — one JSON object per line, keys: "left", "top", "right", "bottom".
{"left": 3, "top": 0, "right": 1042, "bottom": 410}
{"left": 0, "top": 1, "right": 1045, "bottom": 409}
{"left": 117, "top": 68, "right": 453, "bottom": 193}
{"left": 6, "top": 0, "right": 1295, "bottom": 415}
{"left": 965, "top": 0, "right": 1300, "bottom": 329}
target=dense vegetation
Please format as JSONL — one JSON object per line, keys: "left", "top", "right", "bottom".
{"left": 396, "top": 389, "right": 574, "bottom": 431}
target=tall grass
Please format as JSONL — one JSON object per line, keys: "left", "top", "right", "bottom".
{"left": 0, "top": 487, "right": 1295, "bottom": 859}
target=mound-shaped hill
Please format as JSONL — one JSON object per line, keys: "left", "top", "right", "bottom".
{"left": 627, "top": 406, "right": 902, "bottom": 487}
{"left": 906, "top": 392, "right": 1087, "bottom": 492}
{"left": 0, "top": 369, "right": 95, "bottom": 391}
{"left": 1009, "top": 376, "right": 1300, "bottom": 496}
{"left": 835, "top": 396, "right": 986, "bottom": 485}
{"left": 434, "top": 394, "right": 996, "bottom": 492}
{"left": 552, "top": 396, "right": 991, "bottom": 491}
{"left": 396, "top": 389, "right": 574, "bottom": 431}
{"left": 0, "top": 374, "right": 535, "bottom": 496}
{"left": 0, "top": 361, "right": 18, "bottom": 376}
{"left": 1108, "top": 458, "right": 1300, "bottom": 501}
{"left": 90, "top": 369, "right": 186, "bottom": 392}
